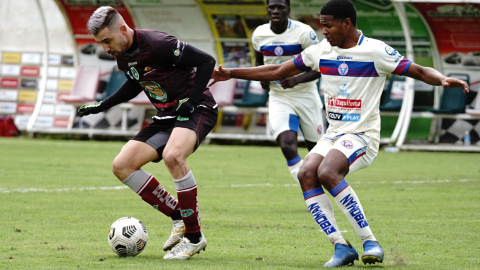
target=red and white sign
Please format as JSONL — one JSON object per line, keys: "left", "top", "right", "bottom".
{"left": 21, "top": 66, "right": 40, "bottom": 77}
{"left": 16, "top": 103, "right": 35, "bottom": 114}
{"left": 1, "top": 78, "right": 19, "bottom": 88}
{"left": 327, "top": 98, "right": 362, "bottom": 109}
{"left": 54, "top": 118, "right": 70, "bottom": 128}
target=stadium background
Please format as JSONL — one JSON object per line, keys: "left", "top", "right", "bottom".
{"left": 0, "top": 0, "right": 479, "bottom": 148}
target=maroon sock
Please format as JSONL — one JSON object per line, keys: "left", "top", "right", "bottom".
{"left": 174, "top": 171, "right": 200, "bottom": 233}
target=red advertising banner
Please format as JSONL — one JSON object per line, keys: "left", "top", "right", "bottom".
{"left": 17, "top": 103, "right": 35, "bottom": 114}
{"left": 1, "top": 78, "right": 19, "bottom": 88}
{"left": 56, "top": 0, "right": 135, "bottom": 38}
{"left": 21, "top": 67, "right": 40, "bottom": 77}
{"left": 413, "top": 3, "right": 480, "bottom": 55}
{"left": 54, "top": 118, "right": 70, "bottom": 128}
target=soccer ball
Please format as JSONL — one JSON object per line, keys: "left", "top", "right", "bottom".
{"left": 107, "top": 217, "right": 148, "bottom": 257}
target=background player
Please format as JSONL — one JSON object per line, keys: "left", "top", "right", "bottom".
{"left": 79, "top": 6, "right": 218, "bottom": 260}
{"left": 253, "top": 0, "right": 324, "bottom": 185}
{"left": 210, "top": 0, "right": 469, "bottom": 266}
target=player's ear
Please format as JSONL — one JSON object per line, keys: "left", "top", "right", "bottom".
{"left": 119, "top": 25, "right": 127, "bottom": 35}
{"left": 343, "top": 18, "right": 352, "bottom": 30}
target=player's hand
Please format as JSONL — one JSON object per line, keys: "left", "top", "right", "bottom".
{"left": 442, "top": 77, "right": 469, "bottom": 93}
{"left": 280, "top": 77, "right": 298, "bottom": 89}
{"left": 176, "top": 98, "right": 197, "bottom": 117}
{"left": 260, "top": 81, "right": 270, "bottom": 90}
{"left": 78, "top": 102, "right": 103, "bottom": 117}
{"left": 209, "top": 65, "right": 231, "bottom": 86}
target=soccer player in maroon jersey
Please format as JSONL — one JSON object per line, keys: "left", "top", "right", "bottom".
{"left": 78, "top": 6, "right": 217, "bottom": 259}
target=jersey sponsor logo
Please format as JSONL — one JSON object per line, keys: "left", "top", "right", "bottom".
{"left": 341, "top": 140, "right": 353, "bottom": 149}
{"left": 337, "top": 83, "right": 349, "bottom": 97}
{"left": 177, "top": 116, "right": 189, "bottom": 121}
{"left": 128, "top": 62, "right": 137, "bottom": 67}
{"left": 308, "top": 202, "right": 337, "bottom": 235}
{"left": 385, "top": 45, "right": 397, "bottom": 56}
{"left": 328, "top": 112, "right": 361, "bottom": 122}
{"left": 338, "top": 63, "right": 349, "bottom": 75}
{"left": 337, "top": 56, "right": 353, "bottom": 61}
{"left": 130, "top": 67, "right": 139, "bottom": 80}
{"left": 309, "top": 31, "right": 317, "bottom": 40}
{"left": 272, "top": 42, "right": 285, "bottom": 45}
{"left": 144, "top": 66, "right": 152, "bottom": 71}
{"left": 339, "top": 194, "right": 369, "bottom": 228}
{"left": 327, "top": 98, "right": 362, "bottom": 109}
{"left": 274, "top": 46, "right": 284, "bottom": 56}
{"left": 140, "top": 81, "right": 167, "bottom": 102}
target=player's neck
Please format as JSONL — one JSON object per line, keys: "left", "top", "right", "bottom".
{"left": 125, "top": 27, "right": 135, "bottom": 51}
{"left": 270, "top": 19, "right": 288, "bottom": 34}
{"left": 338, "top": 29, "right": 360, "bottom": 49}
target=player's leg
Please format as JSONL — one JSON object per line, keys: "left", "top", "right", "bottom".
{"left": 112, "top": 121, "right": 185, "bottom": 251}
{"left": 321, "top": 134, "right": 383, "bottom": 265}
{"left": 163, "top": 105, "right": 217, "bottom": 260}
{"left": 298, "top": 137, "right": 357, "bottom": 267}
{"left": 269, "top": 95, "right": 304, "bottom": 184}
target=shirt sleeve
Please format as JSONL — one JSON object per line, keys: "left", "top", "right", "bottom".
{"left": 301, "top": 26, "right": 319, "bottom": 49}
{"left": 293, "top": 43, "right": 319, "bottom": 72}
{"left": 151, "top": 33, "right": 188, "bottom": 65}
{"left": 374, "top": 43, "right": 412, "bottom": 76}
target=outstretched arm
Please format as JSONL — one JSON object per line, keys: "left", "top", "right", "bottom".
{"left": 210, "top": 59, "right": 302, "bottom": 86}
{"left": 404, "top": 63, "right": 469, "bottom": 93}
{"left": 280, "top": 70, "right": 321, "bottom": 89}
{"left": 255, "top": 50, "right": 270, "bottom": 90}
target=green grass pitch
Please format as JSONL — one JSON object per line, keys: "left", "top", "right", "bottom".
{"left": 0, "top": 137, "right": 479, "bottom": 269}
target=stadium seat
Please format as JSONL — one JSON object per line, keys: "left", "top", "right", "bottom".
{"left": 430, "top": 74, "right": 469, "bottom": 114}
{"left": 99, "top": 66, "right": 127, "bottom": 101}
{"left": 233, "top": 80, "right": 268, "bottom": 107}
{"left": 208, "top": 78, "right": 236, "bottom": 107}
{"left": 380, "top": 75, "right": 405, "bottom": 112}
{"left": 57, "top": 65, "right": 101, "bottom": 130}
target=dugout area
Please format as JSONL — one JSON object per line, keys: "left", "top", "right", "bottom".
{"left": 0, "top": 0, "right": 479, "bottom": 151}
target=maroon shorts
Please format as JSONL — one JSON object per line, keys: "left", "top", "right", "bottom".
{"left": 132, "top": 105, "right": 218, "bottom": 163}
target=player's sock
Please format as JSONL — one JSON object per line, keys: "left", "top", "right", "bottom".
{"left": 304, "top": 187, "right": 347, "bottom": 245}
{"left": 287, "top": 155, "right": 303, "bottom": 185}
{"left": 329, "top": 180, "right": 377, "bottom": 244}
{"left": 173, "top": 170, "right": 201, "bottom": 243}
{"left": 170, "top": 209, "right": 182, "bottom": 221}
{"left": 122, "top": 169, "right": 179, "bottom": 217}
{"left": 184, "top": 231, "right": 202, "bottom": 244}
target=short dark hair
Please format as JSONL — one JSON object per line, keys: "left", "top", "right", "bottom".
{"left": 266, "top": 0, "right": 290, "bottom": 7}
{"left": 87, "top": 6, "right": 121, "bottom": 35}
{"left": 320, "top": 0, "right": 357, "bottom": 27}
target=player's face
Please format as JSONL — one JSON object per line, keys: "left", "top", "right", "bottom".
{"left": 320, "top": 15, "right": 347, "bottom": 47}
{"left": 266, "top": 0, "right": 290, "bottom": 26}
{"left": 94, "top": 26, "right": 129, "bottom": 58}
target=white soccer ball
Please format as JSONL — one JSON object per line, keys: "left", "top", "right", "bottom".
{"left": 107, "top": 217, "right": 148, "bottom": 257}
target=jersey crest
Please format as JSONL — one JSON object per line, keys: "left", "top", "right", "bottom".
{"left": 274, "top": 46, "right": 284, "bottom": 56}
{"left": 130, "top": 67, "right": 139, "bottom": 80}
{"left": 140, "top": 81, "right": 167, "bottom": 102}
{"left": 338, "top": 63, "right": 349, "bottom": 76}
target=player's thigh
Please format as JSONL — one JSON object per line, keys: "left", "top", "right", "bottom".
{"left": 269, "top": 97, "right": 297, "bottom": 139}
{"left": 166, "top": 105, "right": 218, "bottom": 159}
{"left": 332, "top": 133, "right": 377, "bottom": 176}
{"left": 114, "top": 140, "right": 160, "bottom": 169}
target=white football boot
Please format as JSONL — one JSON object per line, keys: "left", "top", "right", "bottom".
{"left": 163, "top": 233, "right": 207, "bottom": 260}
{"left": 163, "top": 219, "right": 185, "bottom": 251}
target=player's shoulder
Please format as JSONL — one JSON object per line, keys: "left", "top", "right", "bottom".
{"left": 138, "top": 29, "right": 176, "bottom": 44}
{"left": 252, "top": 23, "right": 271, "bottom": 37}
{"left": 289, "top": 19, "right": 314, "bottom": 32}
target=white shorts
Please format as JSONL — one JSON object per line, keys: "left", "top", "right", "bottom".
{"left": 307, "top": 130, "right": 380, "bottom": 175}
{"left": 268, "top": 90, "right": 324, "bottom": 142}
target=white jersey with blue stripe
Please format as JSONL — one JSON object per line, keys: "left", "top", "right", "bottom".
{"left": 293, "top": 30, "right": 412, "bottom": 134}
{"left": 252, "top": 19, "right": 319, "bottom": 93}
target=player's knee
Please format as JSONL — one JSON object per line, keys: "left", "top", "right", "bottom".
{"left": 317, "top": 167, "right": 338, "bottom": 186}
{"left": 112, "top": 157, "right": 133, "bottom": 180}
{"left": 163, "top": 150, "right": 184, "bottom": 169}
{"left": 298, "top": 166, "right": 315, "bottom": 183}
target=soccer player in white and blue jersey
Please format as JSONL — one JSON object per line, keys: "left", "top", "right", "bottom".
{"left": 211, "top": 0, "right": 469, "bottom": 267}
{"left": 252, "top": 0, "right": 325, "bottom": 185}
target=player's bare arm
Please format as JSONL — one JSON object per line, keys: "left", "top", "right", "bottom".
{"left": 405, "top": 63, "right": 469, "bottom": 93}
{"left": 210, "top": 59, "right": 301, "bottom": 86}
{"left": 255, "top": 50, "right": 270, "bottom": 90}
{"left": 280, "top": 70, "right": 321, "bottom": 89}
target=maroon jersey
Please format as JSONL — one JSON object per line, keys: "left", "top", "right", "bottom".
{"left": 116, "top": 29, "right": 216, "bottom": 118}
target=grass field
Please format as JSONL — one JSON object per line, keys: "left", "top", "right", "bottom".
{"left": 0, "top": 137, "right": 479, "bottom": 269}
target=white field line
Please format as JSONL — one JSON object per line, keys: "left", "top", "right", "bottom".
{"left": 0, "top": 179, "right": 478, "bottom": 194}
